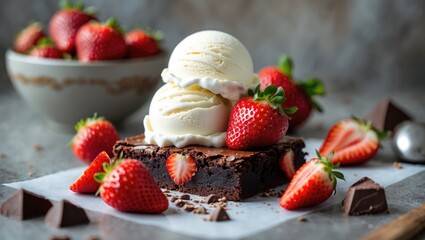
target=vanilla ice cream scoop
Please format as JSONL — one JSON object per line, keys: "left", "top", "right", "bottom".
{"left": 161, "top": 30, "right": 258, "bottom": 101}
{"left": 144, "top": 83, "right": 231, "bottom": 147}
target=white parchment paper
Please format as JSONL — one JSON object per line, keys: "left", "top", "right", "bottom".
{"left": 4, "top": 139, "right": 425, "bottom": 239}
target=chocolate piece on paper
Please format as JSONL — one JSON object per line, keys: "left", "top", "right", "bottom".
{"left": 364, "top": 98, "right": 412, "bottom": 132}
{"left": 0, "top": 189, "right": 52, "bottom": 220}
{"left": 209, "top": 206, "right": 230, "bottom": 222}
{"left": 342, "top": 177, "right": 389, "bottom": 216}
{"left": 45, "top": 200, "right": 89, "bottom": 228}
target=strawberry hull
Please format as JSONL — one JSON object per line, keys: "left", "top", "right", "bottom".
{"left": 113, "top": 134, "right": 306, "bottom": 201}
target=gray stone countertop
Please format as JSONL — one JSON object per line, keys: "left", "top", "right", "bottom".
{"left": 0, "top": 84, "right": 424, "bottom": 240}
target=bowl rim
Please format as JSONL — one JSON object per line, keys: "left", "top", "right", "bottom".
{"left": 6, "top": 49, "right": 168, "bottom": 67}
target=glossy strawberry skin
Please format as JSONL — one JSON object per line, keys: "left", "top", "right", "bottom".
{"left": 226, "top": 97, "right": 289, "bottom": 150}
{"left": 259, "top": 67, "right": 312, "bottom": 129}
{"left": 70, "top": 151, "right": 110, "bottom": 193}
{"left": 99, "top": 159, "right": 169, "bottom": 213}
{"left": 71, "top": 120, "right": 119, "bottom": 164}
{"left": 14, "top": 22, "right": 46, "bottom": 54}
{"left": 75, "top": 21, "right": 127, "bottom": 62}
{"left": 29, "top": 46, "right": 63, "bottom": 59}
{"left": 125, "top": 29, "right": 161, "bottom": 58}
{"left": 319, "top": 119, "right": 380, "bottom": 165}
{"left": 49, "top": 9, "right": 96, "bottom": 54}
{"left": 280, "top": 158, "right": 335, "bottom": 210}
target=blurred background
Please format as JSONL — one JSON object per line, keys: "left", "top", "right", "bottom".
{"left": 1, "top": 0, "right": 425, "bottom": 94}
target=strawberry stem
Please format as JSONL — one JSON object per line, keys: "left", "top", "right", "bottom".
{"left": 315, "top": 150, "right": 345, "bottom": 191}
{"left": 105, "top": 18, "right": 124, "bottom": 34}
{"left": 249, "top": 84, "right": 298, "bottom": 116}
{"left": 278, "top": 55, "right": 293, "bottom": 79}
{"left": 351, "top": 116, "right": 390, "bottom": 140}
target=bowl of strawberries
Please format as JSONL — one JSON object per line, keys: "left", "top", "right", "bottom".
{"left": 5, "top": 1, "right": 167, "bottom": 131}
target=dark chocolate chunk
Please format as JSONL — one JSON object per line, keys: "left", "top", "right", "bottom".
{"left": 209, "top": 206, "right": 230, "bottom": 221}
{"left": 0, "top": 189, "right": 52, "bottom": 220}
{"left": 45, "top": 200, "right": 89, "bottom": 228}
{"left": 342, "top": 177, "right": 389, "bottom": 215}
{"left": 205, "top": 194, "right": 219, "bottom": 204}
{"left": 364, "top": 98, "right": 412, "bottom": 132}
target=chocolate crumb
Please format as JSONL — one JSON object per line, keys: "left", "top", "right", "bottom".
{"left": 297, "top": 217, "right": 308, "bottom": 222}
{"left": 163, "top": 190, "right": 170, "bottom": 193}
{"left": 193, "top": 199, "right": 200, "bottom": 203}
{"left": 218, "top": 197, "right": 227, "bottom": 202}
{"left": 208, "top": 206, "right": 230, "bottom": 222}
{"left": 393, "top": 161, "right": 403, "bottom": 169}
{"left": 175, "top": 200, "right": 186, "bottom": 208}
{"left": 49, "top": 234, "right": 70, "bottom": 240}
{"left": 205, "top": 194, "right": 219, "bottom": 204}
{"left": 192, "top": 206, "right": 207, "bottom": 215}
{"left": 165, "top": 193, "right": 171, "bottom": 197}
{"left": 200, "top": 198, "right": 206, "bottom": 203}
{"left": 212, "top": 202, "right": 227, "bottom": 208}
{"left": 0, "top": 151, "right": 6, "bottom": 158}
{"left": 170, "top": 196, "right": 178, "bottom": 202}
{"left": 180, "top": 194, "right": 190, "bottom": 200}
{"left": 183, "top": 203, "right": 195, "bottom": 212}
{"left": 33, "top": 144, "right": 42, "bottom": 151}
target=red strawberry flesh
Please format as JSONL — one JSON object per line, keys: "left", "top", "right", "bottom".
{"left": 166, "top": 153, "right": 197, "bottom": 185}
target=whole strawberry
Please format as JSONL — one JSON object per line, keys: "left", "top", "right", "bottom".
{"left": 14, "top": 22, "right": 46, "bottom": 54}
{"left": 319, "top": 117, "right": 388, "bottom": 166}
{"left": 28, "top": 38, "right": 63, "bottom": 59}
{"left": 125, "top": 28, "right": 162, "bottom": 58}
{"left": 226, "top": 85, "right": 297, "bottom": 150}
{"left": 49, "top": 0, "right": 97, "bottom": 54}
{"left": 280, "top": 151, "right": 344, "bottom": 210}
{"left": 259, "top": 55, "right": 325, "bottom": 130}
{"left": 75, "top": 18, "right": 127, "bottom": 62}
{"left": 95, "top": 159, "right": 169, "bottom": 213}
{"left": 70, "top": 151, "right": 110, "bottom": 193}
{"left": 70, "top": 114, "right": 120, "bottom": 164}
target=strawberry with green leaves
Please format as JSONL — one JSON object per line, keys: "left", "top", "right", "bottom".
{"left": 49, "top": 0, "right": 97, "bottom": 54}
{"left": 14, "top": 22, "right": 46, "bottom": 54}
{"left": 125, "top": 28, "right": 162, "bottom": 58}
{"left": 319, "top": 117, "right": 388, "bottom": 166}
{"left": 70, "top": 114, "right": 120, "bottom": 164}
{"left": 280, "top": 151, "right": 344, "bottom": 210}
{"left": 69, "top": 151, "right": 110, "bottom": 193}
{"left": 226, "top": 85, "right": 297, "bottom": 150}
{"left": 75, "top": 18, "right": 127, "bottom": 62}
{"left": 95, "top": 159, "right": 169, "bottom": 213}
{"left": 259, "top": 55, "right": 325, "bottom": 130}
{"left": 28, "top": 38, "right": 63, "bottom": 59}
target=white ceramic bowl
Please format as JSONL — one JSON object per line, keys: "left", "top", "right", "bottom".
{"left": 6, "top": 50, "right": 167, "bottom": 131}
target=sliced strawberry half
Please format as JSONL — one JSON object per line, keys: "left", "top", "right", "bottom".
{"left": 279, "top": 149, "right": 296, "bottom": 180}
{"left": 319, "top": 117, "right": 388, "bottom": 166}
{"left": 166, "top": 153, "right": 197, "bottom": 185}
{"left": 280, "top": 151, "right": 345, "bottom": 210}
{"left": 70, "top": 151, "right": 110, "bottom": 193}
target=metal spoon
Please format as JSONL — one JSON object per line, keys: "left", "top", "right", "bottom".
{"left": 392, "top": 121, "right": 425, "bottom": 164}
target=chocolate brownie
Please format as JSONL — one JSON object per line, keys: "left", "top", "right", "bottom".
{"left": 113, "top": 134, "right": 306, "bottom": 201}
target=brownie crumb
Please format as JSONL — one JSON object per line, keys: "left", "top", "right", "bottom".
{"left": 33, "top": 144, "right": 42, "bottom": 151}
{"left": 165, "top": 193, "right": 172, "bottom": 197}
{"left": 393, "top": 161, "right": 403, "bottom": 169}
{"left": 180, "top": 194, "right": 190, "bottom": 200}
{"left": 163, "top": 190, "right": 170, "bottom": 193}
{"left": 206, "top": 194, "right": 219, "bottom": 204}
{"left": 212, "top": 202, "right": 227, "bottom": 208}
{"left": 297, "top": 216, "right": 308, "bottom": 222}
{"left": 49, "top": 234, "right": 70, "bottom": 240}
{"left": 183, "top": 203, "right": 195, "bottom": 212}
{"left": 193, "top": 199, "right": 200, "bottom": 203}
{"left": 0, "top": 151, "right": 6, "bottom": 158}
{"left": 192, "top": 206, "right": 207, "bottom": 215}
{"left": 218, "top": 197, "right": 227, "bottom": 202}
{"left": 175, "top": 200, "right": 186, "bottom": 208}
{"left": 170, "top": 196, "right": 178, "bottom": 202}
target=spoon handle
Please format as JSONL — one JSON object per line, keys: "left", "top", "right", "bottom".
{"left": 362, "top": 204, "right": 425, "bottom": 240}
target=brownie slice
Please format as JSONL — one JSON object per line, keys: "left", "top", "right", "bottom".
{"left": 113, "top": 134, "right": 306, "bottom": 201}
